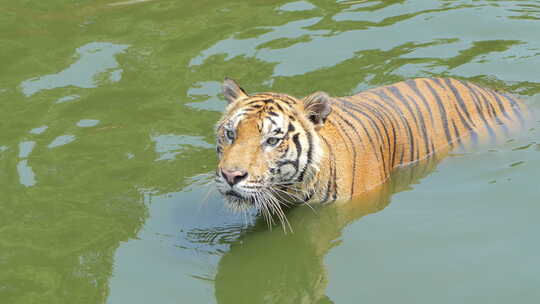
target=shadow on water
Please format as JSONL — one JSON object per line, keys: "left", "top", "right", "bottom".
{"left": 206, "top": 155, "right": 442, "bottom": 304}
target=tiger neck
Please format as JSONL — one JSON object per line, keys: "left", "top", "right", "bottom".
{"left": 304, "top": 133, "right": 339, "bottom": 204}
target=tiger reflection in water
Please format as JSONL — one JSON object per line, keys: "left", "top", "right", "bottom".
{"left": 212, "top": 155, "right": 445, "bottom": 304}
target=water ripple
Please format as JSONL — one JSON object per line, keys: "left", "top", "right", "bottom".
{"left": 20, "top": 42, "right": 128, "bottom": 97}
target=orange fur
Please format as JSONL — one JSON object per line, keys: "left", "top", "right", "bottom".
{"left": 215, "top": 78, "right": 529, "bottom": 209}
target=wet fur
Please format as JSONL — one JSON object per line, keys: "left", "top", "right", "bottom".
{"left": 214, "top": 77, "right": 529, "bottom": 227}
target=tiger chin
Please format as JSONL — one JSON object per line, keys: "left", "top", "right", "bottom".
{"left": 214, "top": 77, "right": 528, "bottom": 221}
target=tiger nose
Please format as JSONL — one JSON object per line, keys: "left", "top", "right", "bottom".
{"left": 221, "top": 169, "right": 248, "bottom": 186}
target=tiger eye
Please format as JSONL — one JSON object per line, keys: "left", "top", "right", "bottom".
{"left": 226, "top": 130, "right": 235, "bottom": 141}
{"left": 266, "top": 137, "right": 280, "bottom": 146}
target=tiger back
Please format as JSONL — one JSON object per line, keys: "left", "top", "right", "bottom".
{"left": 319, "top": 77, "right": 529, "bottom": 199}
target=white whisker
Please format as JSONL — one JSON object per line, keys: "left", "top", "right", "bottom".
{"left": 261, "top": 188, "right": 291, "bottom": 233}
{"left": 198, "top": 181, "right": 216, "bottom": 212}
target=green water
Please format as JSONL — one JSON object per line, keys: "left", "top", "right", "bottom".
{"left": 1, "top": 0, "right": 540, "bottom": 303}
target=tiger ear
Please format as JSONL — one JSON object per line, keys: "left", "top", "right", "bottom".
{"left": 222, "top": 78, "right": 248, "bottom": 104}
{"left": 303, "top": 91, "right": 332, "bottom": 128}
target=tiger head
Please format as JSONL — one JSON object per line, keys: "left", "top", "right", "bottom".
{"left": 215, "top": 78, "right": 332, "bottom": 211}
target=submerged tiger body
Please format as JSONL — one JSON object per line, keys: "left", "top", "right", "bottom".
{"left": 214, "top": 77, "right": 529, "bottom": 216}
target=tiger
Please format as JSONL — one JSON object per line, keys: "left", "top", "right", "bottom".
{"left": 214, "top": 77, "right": 529, "bottom": 224}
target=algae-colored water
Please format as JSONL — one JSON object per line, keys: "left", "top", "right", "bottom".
{"left": 1, "top": 0, "right": 539, "bottom": 303}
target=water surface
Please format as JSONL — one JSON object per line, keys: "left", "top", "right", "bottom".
{"left": 1, "top": 0, "right": 539, "bottom": 303}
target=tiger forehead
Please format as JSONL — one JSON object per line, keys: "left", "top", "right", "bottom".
{"left": 218, "top": 93, "right": 301, "bottom": 135}
{"left": 237, "top": 94, "right": 297, "bottom": 112}
{"left": 225, "top": 106, "right": 291, "bottom": 136}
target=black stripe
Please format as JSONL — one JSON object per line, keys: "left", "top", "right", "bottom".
{"left": 359, "top": 95, "right": 400, "bottom": 168}
{"left": 478, "top": 90, "right": 504, "bottom": 121}
{"left": 337, "top": 98, "right": 390, "bottom": 175}
{"left": 245, "top": 98, "right": 269, "bottom": 106}
{"left": 457, "top": 83, "right": 497, "bottom": 142}
{"left": 476, "top": 89, "right": 496, "bottom": 119}
{"left": 266, "top": 117, "right": 277, "bottom": 125}
{"left": 292, "top": 133, "right": 302, "bottom": 172}
{"left": 405, "top": 79, "right": 435, "bottom": 128}
{"left": 453, "top": 104, "right": 474, "bottom": 132}
{"left": 387, "top": 86, "right": 424, "bottom": 162}
{"left": 330, "top": 107, "right": 364, "bottom": 144}
{"left": 330, "top": 164, "right": 338, "bottom": 203}
{"left": 295, "top": 116, "right": 315, "bottom": 183}
{"left": 423, "top": 80, "right": 454, "bottom": 148}
{"left": 354, "top": 101, "right": 395, "bottom": 164}
{"left": 277, "top": 132, "right": 302, "bottom": 179}
{"left": 482, "top": 95, "right": 496, "bottom": 119}
{"left": 501, "top": 93, "right": 526, "bottom": 127}
{"left": 245, "top": 106, "right": 262, "bottom": 112}
{"left": 430, "top": 77, "right": 447, "bottom": 90}
{"left": 451, "top": 119, "right": 465, "bottom": 150}
{"left": 328, "top": 116, "right": 357, "bottom": 197}
{"left": 335, "top": 103, "right": 385, "bottom": 177}
{"left": 371, "top": 90, "right": 416, "bottom": 164}
{"left": 297, "top": 131, "right": 313, "bottom": 182}
{"left": 320, "top": 136, "right": 335, "bottom": 203}
{"left": 482, "top": 87, "right": 512, "bottom": 122}
{"left": 322, "top": 177, "right": 332, "bottom": 204}
{"left": 287, "top": 123, "right": 295, "bottom": 132}
{"left": 405, "top": 95, "right": 431, "bottom": 158}
{"left": 282, "top": 96, "right": 297, "bottom": 105}
{"left": 443, "top": 79, "right": 476, "bottom": 128}
{"left": 277, "top": 159, "right": 295, "bottom": 166}
{"left": 336, "top": 103, "right": 379, "bottom": 158}
{"left": 456, "top": 80, "right": 487, "bottom": 114}
{"left": 476, "top": 89, "right": 509, "bottom": 137}
{"left": 329, "top": 139, "right": 338, "bottom": 203}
